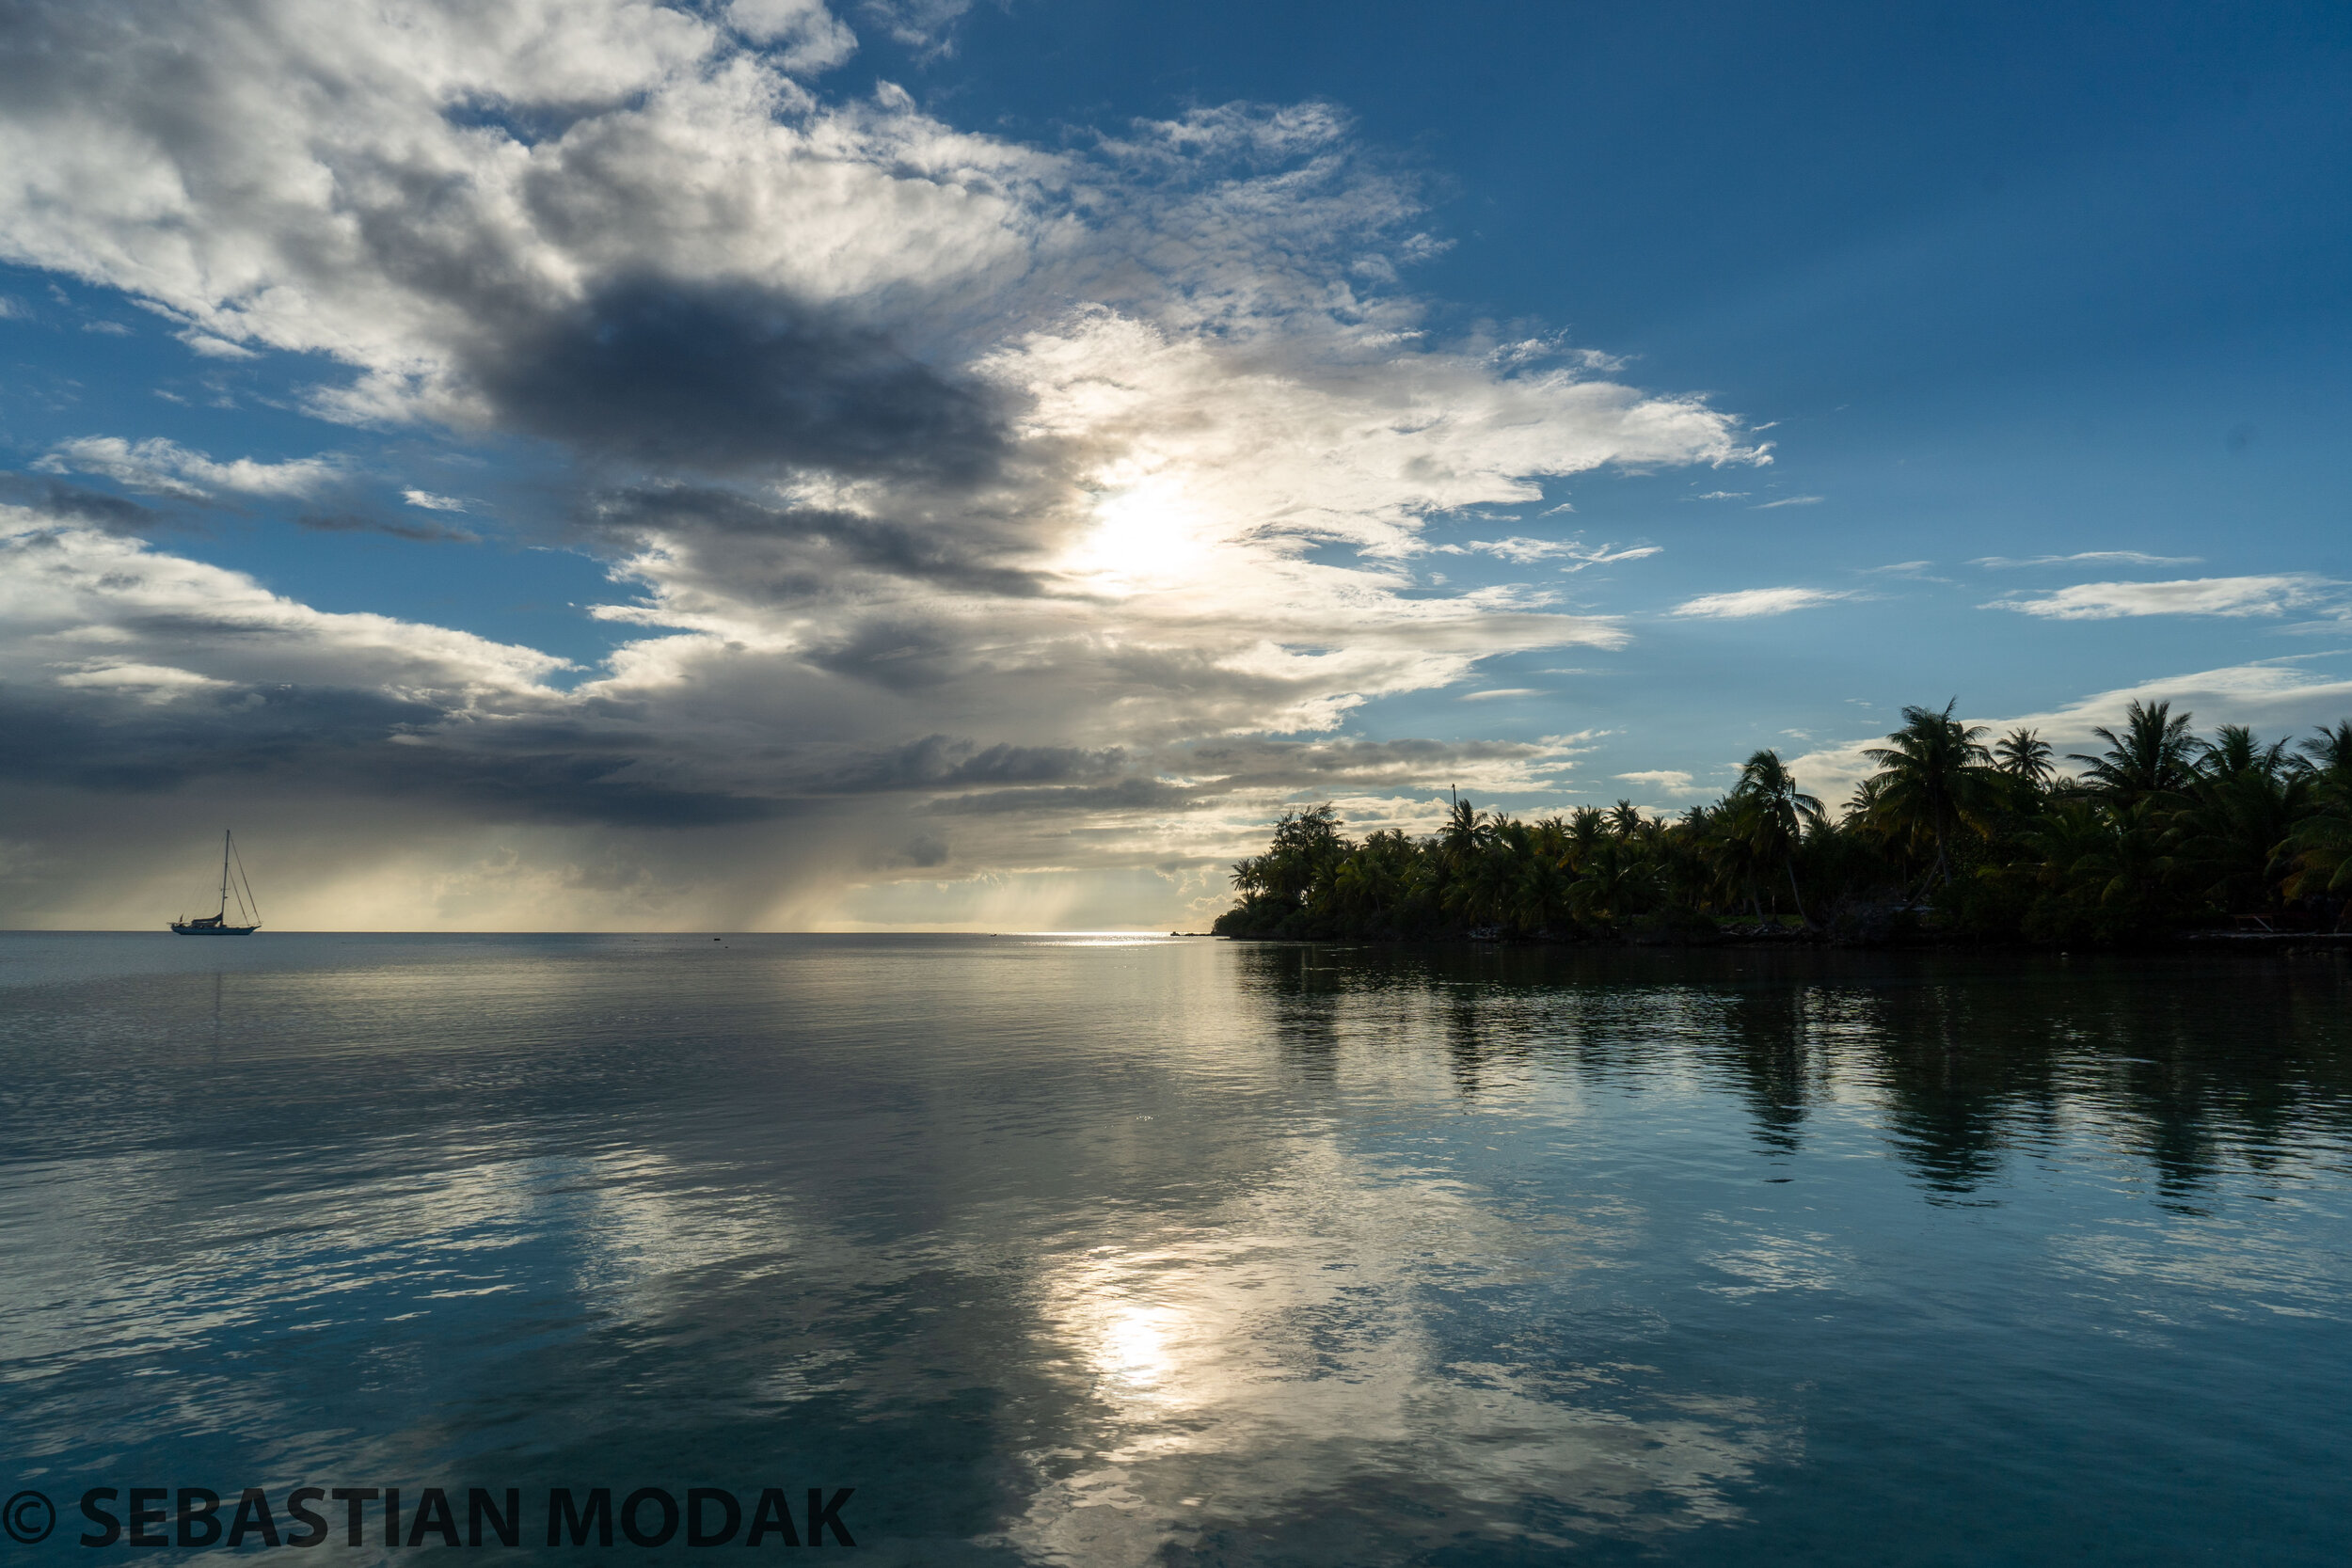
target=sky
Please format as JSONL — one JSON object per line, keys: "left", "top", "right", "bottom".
{"left": 1, "top": 0, "right": 2347, "bottom": 931}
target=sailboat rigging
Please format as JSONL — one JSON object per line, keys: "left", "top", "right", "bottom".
{"left": 170, "top": 831, "right": 262, "bottom": 936}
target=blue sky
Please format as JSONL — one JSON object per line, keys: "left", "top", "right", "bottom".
{"left": 1, "top": 0, "right": 2347, "bottom": 928}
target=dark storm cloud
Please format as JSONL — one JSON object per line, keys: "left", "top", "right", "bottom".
{"left": 0, "top": 685, "right": 441, "bottom": 792}
{"left": 585, "top": 484, "right": 1043, "bottom": 597}
{"left": 299, "top": 510, "right": 482, "bottom": 544}
{"left": 0, "top": 683, "right": 782, "bottom": 828}
{"left": 469, "top": 280, "right": 1009, "bottom": 483}
{"left": 888, "top": 832, "right": 951, "bottom": 867}
{"left": 397, "top": 748, "right": 787, "bottom": 827}
{"left": 0, "top": 474, "right": 176, "bottom": 534}
{"left": 795, "top": 734, "right": 1127, "bottom": 794}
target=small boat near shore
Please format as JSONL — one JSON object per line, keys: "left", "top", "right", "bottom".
{"left": 171, "top": 830, "right": 262, "bottom": 936}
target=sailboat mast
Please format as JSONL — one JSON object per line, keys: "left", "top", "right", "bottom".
{"left": 220, "top": 831, "right": 231, "bottom": 919}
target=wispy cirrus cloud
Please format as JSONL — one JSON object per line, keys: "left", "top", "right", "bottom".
{"left": 298, "top": 511, "right": 480, "bottom": 545}
{"left": 1984, "top": 575, "right": 2337, "bottom": 620}
{"left": 1752, "top": 495, "right": 1822, "bottom": 509}
{"left": 1670, "top": 586, "right": 1855, "bottom": 619}
{"left": 1972, "top": 550, "right": 2201, "bottom": 568}
{"left": 1445, "top": 536, "right": 1660, "bottom": 570}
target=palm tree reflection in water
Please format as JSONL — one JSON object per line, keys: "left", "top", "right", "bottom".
{"left": 1234, "top": 942, "right": 2352, "bottom": 1209}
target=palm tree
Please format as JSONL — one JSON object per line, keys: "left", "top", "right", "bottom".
{"left": 1566, "top": 833, "right": 1661, "bottom": 927}
{"left": 1727, "top": 748, "right": 1825, "bottom": 922}
{"left": 2171, "top": 725, "right": 2307, "bottom": 912}
{"left": 2070, "top": 700, "right": 2199, "bottom": 802}
{"left": 2298, "top": 720, "right": 2352, "bottom": 808}
{"left": 2280, "top": 721, "right": 2352, "bottom": 924}
{"left": 1859, "top": 701, "right": 1998, "bottom": 886}
{"left": 1704, "top": 796, "right": 1773, "bottom": 917}
{"left": 1438, "top": 794, "right": 1487, "bottom": 875}
{"left": 1994, "top": 727, "right": 2055, "bottom": 789}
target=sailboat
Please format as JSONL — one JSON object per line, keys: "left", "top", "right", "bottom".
{"left": 170, "top": 831, "right": 262, "bottom": 936}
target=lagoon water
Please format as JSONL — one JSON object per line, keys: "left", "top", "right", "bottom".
{"left": 2, "top": 932, "right": 2349, "bottom": 1564}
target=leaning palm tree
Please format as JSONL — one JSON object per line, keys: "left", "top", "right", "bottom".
{"left": 1859, "top": 700, "right": 1998, "bottom": 887}
{"left": 2070, "top": 700, "right": 2200, "bottom": 802}
{"left": 1994, "top": 727, "right": 2055, "bottom": 789}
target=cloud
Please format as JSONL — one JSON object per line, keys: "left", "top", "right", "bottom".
{"left": 1753, "top": 495, "right": 1822, "bottom": 509}
{"left": 1984, "top": 575, "right": 2336, "bottom": 620}
{"left": 1972, "top": 550, "right": 2201, "bottom": 568}
{"left": 1669, "top": 587, "right": 1855, "bottom": 619}
{"left": 0, "top": 475, "right": 172, "bottom": 534}
{"left": 726, "top": 0, "right": 859, "bottom": 72}
{"left": 181, "top": 332, "right": 258, "bottom": 359}
{"left": 1460, "top": 688, "right": 1544, "bottom": 701}
{"left": 402, "top": 489, "right": 469, "bottom": 512}
{"left": 299, "top": 511, "right": 481, "bottom": 544}
{"left": 464, "top": 279, "right": 1009, "bottom": 483}
{"left": 34, "top": 436, "right": 344, "bottom": 500}
{"left": 1454, "top": 536, "right": 1660, "bottom": 570}
{"left": 852, "top": 0, "right": 972, "bottom": 55}
{"left": 0, "top": 0, "right": 1775, "bottom": 929}
{"left": 1613, "top": 768, "right": 1705, "bottom": 796}
{"left": 1568, "top": 545, "right": 1661, "bottom": 570}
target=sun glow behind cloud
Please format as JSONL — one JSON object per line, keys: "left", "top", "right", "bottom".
{"left": 1065, "top": 474, "right": 1219, "bottom": 592}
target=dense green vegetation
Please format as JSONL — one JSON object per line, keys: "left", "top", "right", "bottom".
{"left": 1213, "top": 701, "right": 2352, "bottom": 945}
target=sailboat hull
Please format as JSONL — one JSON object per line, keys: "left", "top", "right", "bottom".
{"left": 170, "top": 923, "right": 259, "bottom": 936}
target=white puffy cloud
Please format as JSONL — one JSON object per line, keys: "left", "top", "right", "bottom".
{"left": 1984, "top": 575, "right": 2336, "bottom": 620}
{"left": 0, "top": 513, "right": 569, "bottom": 696}
{"left": 1670, "top": 587, "right": 1854, "bottom": 619}
{"left": 1613, "top": 768, "right": 1701, "bottom": 795}
{"left": 34, "top": 436, "right": 346, "bottom": 500}
{"left": 725, "top": 0, "right": 859, "bottom": 72}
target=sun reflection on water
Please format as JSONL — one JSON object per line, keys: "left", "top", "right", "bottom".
{"left": 999, "top": 1134, "right": 1798, "bottom": 1566}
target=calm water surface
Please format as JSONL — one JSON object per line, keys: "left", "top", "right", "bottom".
{"left": 2, "top": 934, "right": 2349, "bottom": 1564}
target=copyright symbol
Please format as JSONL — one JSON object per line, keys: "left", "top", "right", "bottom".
{"left": 3, "top": 1490, "right": 54, "bottom": 1544}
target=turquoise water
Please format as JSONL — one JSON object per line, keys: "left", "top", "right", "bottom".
{"left": 2, "top": 933, "right": 2348, "bottom": 1564}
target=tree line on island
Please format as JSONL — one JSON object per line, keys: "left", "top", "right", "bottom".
{"left": 1213, "top": 701, "right": 2352, "bottom": 945}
